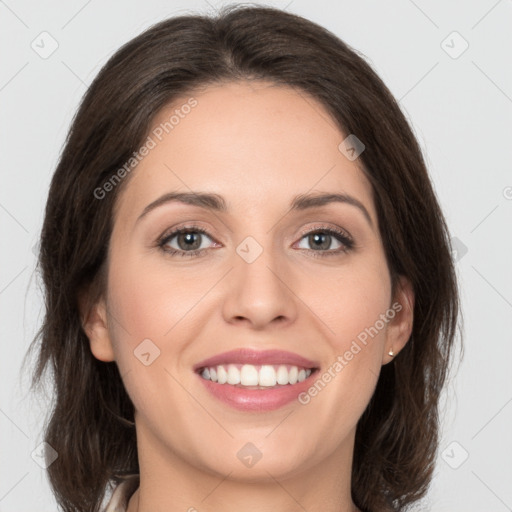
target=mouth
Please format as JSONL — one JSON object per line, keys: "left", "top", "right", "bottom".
{"left": 195, "top": 363, "right": 318, "bottom": 389}
{"left": 193, "top": 348, "right": 320, "bottom": 411}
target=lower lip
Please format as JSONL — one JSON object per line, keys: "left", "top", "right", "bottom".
{"left": 196, "top": 370, "right": 317, "bottom": 411}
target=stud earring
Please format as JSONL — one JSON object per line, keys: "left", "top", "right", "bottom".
{"left": 388, "top": 348, "right": 395, "bottom": 357}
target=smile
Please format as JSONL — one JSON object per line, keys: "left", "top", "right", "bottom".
{"left": 193, "top": 348, "right": 320, "bottom": 411}
{"left": 198, "top": 363, "right": 313, "bottom": 387}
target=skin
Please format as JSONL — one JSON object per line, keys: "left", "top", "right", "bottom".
{"left": 81, "top": 80, "right": 414, "bottom": 512}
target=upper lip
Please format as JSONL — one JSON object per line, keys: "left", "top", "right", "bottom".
{"left": 193, "top": 348, "right": 320, "bottom": 372}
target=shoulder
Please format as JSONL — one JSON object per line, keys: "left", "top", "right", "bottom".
{"left": 103, "top": 474, "right": 140, "bottom": 512}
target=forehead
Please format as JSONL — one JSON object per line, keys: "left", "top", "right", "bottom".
{"left": 115, "top": 80, "right": 375, "bottom": 223}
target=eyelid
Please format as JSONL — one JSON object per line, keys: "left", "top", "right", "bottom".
{"left": 295, "top": 223, "right": 354, "bottom": 244}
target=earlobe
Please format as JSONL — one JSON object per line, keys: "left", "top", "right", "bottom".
{"left": 383, "top": 275, "right": 415, "bottom": 365}
{"left": 78, "top": 291, "right": 116, "bottom": 363}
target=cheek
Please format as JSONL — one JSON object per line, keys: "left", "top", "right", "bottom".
{"left": 107, "top": 252, "right": 205, "bottom": 341}
{"left": 104, "top": 252, "right": 220, "bottom": 396}
{"left": 333, "top": 287, "right": 390, "bottom": 357}
{"left": 299, "top": 257, "right": 391, "bottom": 411}
{"left": 312, "top": 258, "right": 391, "bottom": 353}
{"left": 103, "top": 255, "right": 192, "bottom": 420}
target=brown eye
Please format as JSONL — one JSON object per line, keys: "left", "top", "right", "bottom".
{"left": 172, "top": 231, "right": 204, "bottom": 251}
{"left": 158, "top": 226, "right": 216, "bottom": 258}
{"left": 306, "top": 232, "right": 335, "bottom": 250}
{"left": 295, "top": 227, "right": 354, "bottom": 257}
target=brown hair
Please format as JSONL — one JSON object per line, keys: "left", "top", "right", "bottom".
{"left": 24, "top": 4, "right": 462, "bottom": 511}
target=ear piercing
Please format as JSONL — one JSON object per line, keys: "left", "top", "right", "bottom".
{"left": 388, "top": 348, "right": 395, "bottom": 357}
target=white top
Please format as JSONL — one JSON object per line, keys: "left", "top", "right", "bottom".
{"left": 103, "top": 474, "right": 139, "bottom": 512}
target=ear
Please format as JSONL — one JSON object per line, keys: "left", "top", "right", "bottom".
{"left": 382, "top": 275, "right": 415, "bottom": 365}
{"left": 78, "top": 288, "right": 116, "bottom": 362}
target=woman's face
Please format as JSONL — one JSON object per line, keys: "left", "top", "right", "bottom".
{"left": 86, "top": 80, "right": 413, "bottom": 482}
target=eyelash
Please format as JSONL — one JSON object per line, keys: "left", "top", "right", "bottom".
{"left": 156, "top": 223, "right": 355, "bottom": 259}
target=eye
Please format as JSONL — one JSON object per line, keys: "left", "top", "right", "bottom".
{"left": 295, "top": 226, "right": 354, "bottom": 257}
{"left": 157, "top": 224, "right": 217, "bottom": 258}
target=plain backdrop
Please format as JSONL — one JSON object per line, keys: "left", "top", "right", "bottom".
{"left": 1, "top": 1, "right": 511, "bottom": 511}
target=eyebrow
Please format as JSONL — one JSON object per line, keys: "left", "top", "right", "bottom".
{"left": 136, "top": 191, "right": 373, "bottom": 228}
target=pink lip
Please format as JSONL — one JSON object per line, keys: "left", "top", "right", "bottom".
{"left": 196, "top": 374, "right": 317, "bottom": 411}
{"left": 193, "top": 348, "right": 319, "bottom": 372}
{"left": 193, "top": 348, "right": 320, "bottom": 412}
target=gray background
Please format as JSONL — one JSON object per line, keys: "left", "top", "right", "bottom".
{"left": 1, "top": 0, "right": 511, "bottom": 510}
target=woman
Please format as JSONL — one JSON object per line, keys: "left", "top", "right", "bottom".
{"left": 26, "top": 4, "right": 461, "bottom": 512}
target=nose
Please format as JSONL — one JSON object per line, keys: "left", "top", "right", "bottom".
{"left": 222, "top": 243, "right": 298, "bottom": 330}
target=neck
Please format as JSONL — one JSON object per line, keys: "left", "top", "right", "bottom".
{"left": 127, "top": 421, "right": 360, "bottom": 512}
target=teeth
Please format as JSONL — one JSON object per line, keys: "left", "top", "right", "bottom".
{"left": 227, "top": 364, "right": 241, "bottom": 385}
{"left": 240, "top": 364, "right": 258, "bottom": 385}
{"left": 200, "top": 364, "right": 314, "bottom": 387}
{"left": 217, "top": 365, "right": 228, "bottom": 384}
{"left": 259, "top": 365, "right": 276, "bottom": 386}
{"left": 276, "top": 365, "right": 288, "bottom": 385}
{"left": 288, "top": 365, "right": 298, "bottom": 385}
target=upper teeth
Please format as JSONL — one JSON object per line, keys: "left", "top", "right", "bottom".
{"left": 200, "top": 364, "right": 313, "bottom": 386}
